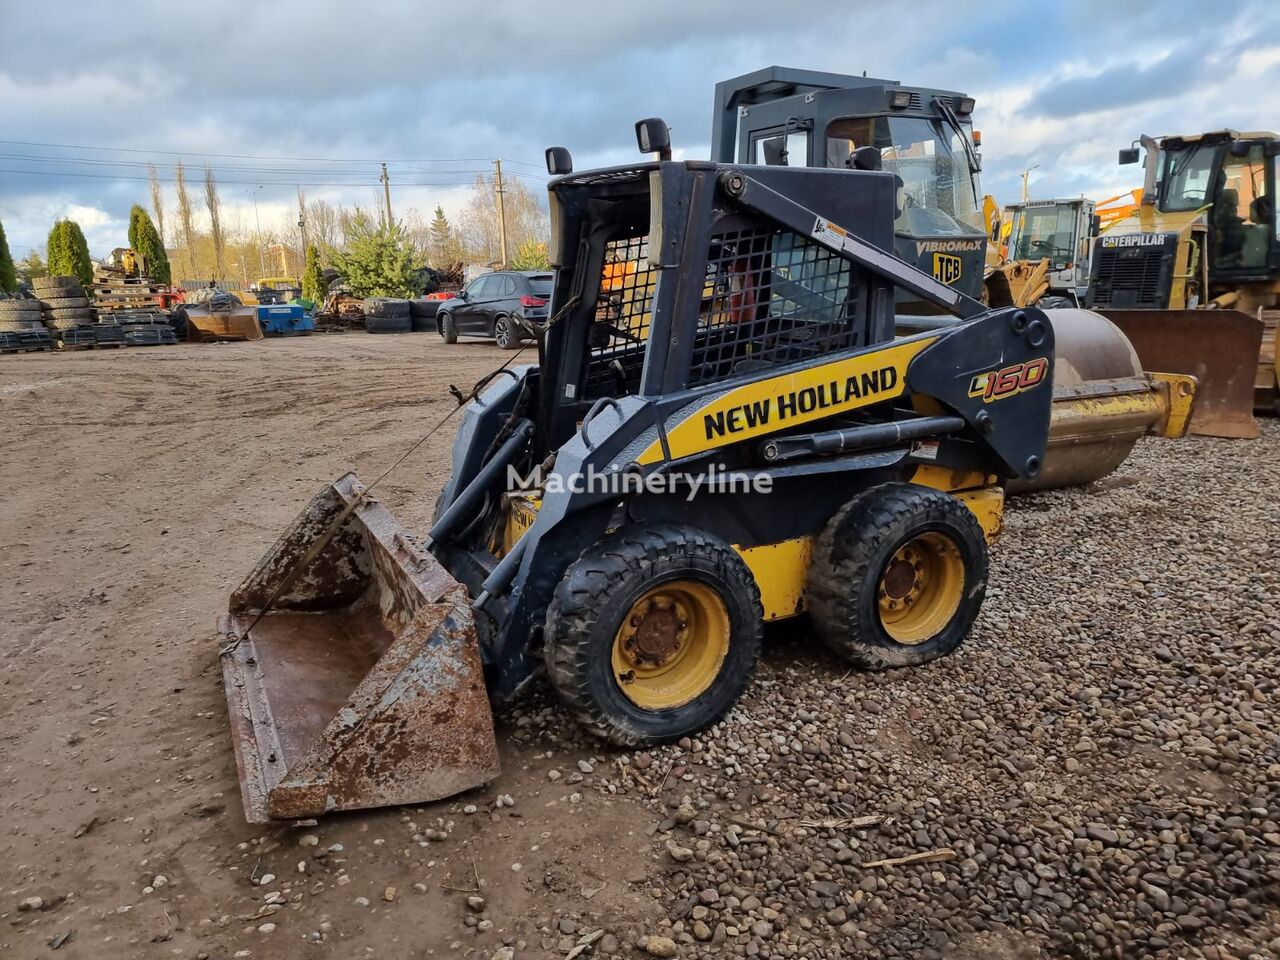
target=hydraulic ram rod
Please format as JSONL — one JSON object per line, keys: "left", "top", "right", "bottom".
{"left": 759, "top": 415, "right": 967, "bottom": 462}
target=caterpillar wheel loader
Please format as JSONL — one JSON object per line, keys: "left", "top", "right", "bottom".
{"left": 217, "top": 119, "right": 1191, "bottom": 823}
{"left": 1085, "top": 131, "right": 1279, "bottom": 436}
{"left": 716, "top": 66, "right": 1197, "bottom": 494}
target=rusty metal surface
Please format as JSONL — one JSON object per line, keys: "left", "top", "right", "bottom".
{"left": 1097, "top": 309, "right": 1262, "bottom": 439}
{"left": 184, "top": 302, "right": 263, "bottom": 342}
{"left": 220, "top": 474, "right": 498, "bottom": 823}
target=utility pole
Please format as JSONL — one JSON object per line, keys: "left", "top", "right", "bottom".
{"left": 1020, "top": 164, "right": 1040, "bottom": 204}
{"left": 297, "top": 186, "right": 308, "bottom": 253}
{"left": 493, "top": 159, "right": 508, "bottom": 267}
{"left": 252, "top": 185, "right": 266, "bottom": 277}
{"left": 381, "top": 163, "right": 394, "bottom": 228}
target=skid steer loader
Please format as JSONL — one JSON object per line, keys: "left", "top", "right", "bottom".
{"left": 217, "top": 120, "right": 1188, "bottom": 823}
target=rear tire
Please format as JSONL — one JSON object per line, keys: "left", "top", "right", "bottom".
{"left": 440, "top": 312, "right": 458, "bottom": 343}
{"left": 493, "top": 315, "right": 519, "bottom": 349}
{"left": 545, "top": 525, "right": 763, "bottom": 746}
{"left": 807, "top": 482, "right": 987, "bottom": 670}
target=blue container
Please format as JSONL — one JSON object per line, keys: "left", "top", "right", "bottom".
{"left": 256, "top": 304, "right": 314, "bottom": 336}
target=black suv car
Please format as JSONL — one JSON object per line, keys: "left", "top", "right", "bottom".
{"left": 437, "top": 271, "right": 553, "bottom": 348}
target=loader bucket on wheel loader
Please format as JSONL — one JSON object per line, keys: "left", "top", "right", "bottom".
{"left": 217, "top": 473, "right": 498, "bottom": 823}
{"left": 1097, "top": 309, "right": 1262, "bottom": 439}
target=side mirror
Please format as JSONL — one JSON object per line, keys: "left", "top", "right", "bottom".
{"left": 1118, "top": 147, "right": 1140, "bottom": 165}
{"left": 850, "top": 146, "right": 882, "bottom": 172}
{"left": 457, "top": 289, "right": 468, "bottom": 300}
{"left": 635, "top": 118, "right": 672, "bottom": 161}
{"left": 545, "top": 146, "right": 573, "bottom": 176}
{"left": 1090, "top": 214, "right": 1101, "bottom": 237}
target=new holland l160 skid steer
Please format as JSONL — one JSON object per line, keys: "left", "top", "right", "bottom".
{"left": 218, "top": 120, "right": 1178, "bottom": 822}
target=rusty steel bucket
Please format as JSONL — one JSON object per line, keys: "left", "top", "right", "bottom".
{"left": 184, "top": 301, "right": 264, "bottom": 342}
{"left": 217, "top": 473, "right": 499, "bottom": 823}
{"left": 1096, "top": 309, "right": 1262, "bottom": 439}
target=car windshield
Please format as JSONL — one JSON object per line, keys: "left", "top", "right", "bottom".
{"left": 1158, "top": 143, "right": 1219, "bottom": 212}
{"left": 527, "top": 275, "right": 553, "bottom": 295}
{"left": 827, "top": 115, "right": 982, "bottom": 237}
{"left": 1009, "top": 203, "right": 1077, "bottom": 267}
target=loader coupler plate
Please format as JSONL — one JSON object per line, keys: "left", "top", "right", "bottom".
{"left": 1097, "top": 309, "right": 1262, "bottom": 439}
{"left": 218, "top": 473, "right": 499, "bottom": 823}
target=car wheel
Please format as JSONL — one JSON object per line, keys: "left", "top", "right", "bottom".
{"left": 440, "top": 312, "right": 458, "bottom": 344}
{"left": 493, "top": 316, "right": 519, "bottom": 350}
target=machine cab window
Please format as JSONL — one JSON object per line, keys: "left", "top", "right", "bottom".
{"left": 1157, "top": 143, "right": 1217, "bottom": 212}
{"left": 1215, "top": 144, "right": 1271, "bottom": 270}
{"left": 825, "top": 116, "right": 981, "bottom": 238}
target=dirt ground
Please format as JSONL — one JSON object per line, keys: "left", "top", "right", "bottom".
{"left": 1, "top": 335, "right": 1277, "bottom": 960}
{"left": 0, "top": 335, "right": 659, "bottom": 959}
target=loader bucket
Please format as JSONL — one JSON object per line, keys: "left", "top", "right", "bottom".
{"left": 217, "top": 473, "right": 499, "bottom": 823}
{"left": 185, "top": 302, "right": 264, "bottom": 342}
{"left": 1096, "top": 309, "right": 1262, "bottom": 439}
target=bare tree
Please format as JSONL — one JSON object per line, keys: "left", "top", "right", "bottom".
{"left": 306, "top": 199, "right": 341, "bottom": 259}
{"left": 174, "top": 161, "right": 198, "bottom": 282}
{"left": 148, "top": 163, "right": 166, "bottom": 247}
{"left": 203, "top": 167, "right": 227, "bottom": 279}
{"left": 460, "top": 174, "right": 547, "bottom": 266}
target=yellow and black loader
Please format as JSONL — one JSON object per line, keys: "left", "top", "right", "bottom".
{"left": 217, "top": 121, "right": 1186, "bottom": 822}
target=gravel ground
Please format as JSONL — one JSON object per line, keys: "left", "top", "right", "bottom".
{"left": 509, "top": 421, "right": 1280, "bottom": 960}
{"left": 1, "top": 339, "right": 1276, "bottom": 959}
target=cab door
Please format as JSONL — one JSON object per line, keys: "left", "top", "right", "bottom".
{"left": 1211, "top": 143, "right": 1273, "bottom": 278}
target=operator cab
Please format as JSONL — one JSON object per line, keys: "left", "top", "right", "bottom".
{"left": 1125, "top": 131, "right": 1279, "bottom": 278}
{"left": 712, "top": 66, "right": 987, "bottom": 307}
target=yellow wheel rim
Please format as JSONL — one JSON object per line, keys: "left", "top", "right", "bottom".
{"left": 611, "top": 580, "right": 730, "bottom": 710}
{"left": 877, "top": 532, "right": 965, "bottom": 645}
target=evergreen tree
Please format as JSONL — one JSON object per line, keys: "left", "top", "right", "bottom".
{"left": 47, "top": 220, "right": 93, "bottom": 284}
{"left": 332, "top": 214, "right": 416, "bottom": 298}
{"left": 0, "top": 218, "right": 15, "bottom": 293}
{"left": 128, "top": 205, "right": 172, "bottom": 284}
{"left": 509, "top": 238, "right": 549, "bottom": 270}
{"left": 16, "top": 251, "right": 46, "bottom": 285}
{"left": 302, "top": 244, "right": 325, "bottom": 304}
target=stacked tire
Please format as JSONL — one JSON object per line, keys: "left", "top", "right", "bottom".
{"left": 0, "top": 297, "right": 45, "bottom": 333}
{"left": 34, "top": 276, "right": 95, "bottom": 331}
{"left": 409, "top": 298, "right": 440, "bottom": 333}
{"left": 364, "top": 297, "right": 411, "bottom": 334}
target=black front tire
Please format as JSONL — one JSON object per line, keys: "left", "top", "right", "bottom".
{"left": 440, "top": 312, "right": 458, "bottom": 343}
{"left": 544, "top": 525, "right": 763, "bottom": 746}
{"left": 807, "top": 482, "right": 988, "bottom": 670}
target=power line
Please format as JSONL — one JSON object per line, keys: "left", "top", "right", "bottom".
{"left": 0, "top": 138, "right": 549, "bottom": 171}
{"left": 0, "top": 168, "right": 492, "bottom": 188}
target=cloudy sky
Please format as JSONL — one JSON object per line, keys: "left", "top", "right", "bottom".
{"left": 1, "top": 0, "right": 1277, "bottom": 260}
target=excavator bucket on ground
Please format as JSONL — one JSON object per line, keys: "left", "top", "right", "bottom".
{"left": 217, "top": 474, "right": 498, "bottom": 823}
{"left": 1096, "top": 309, "right": 1263, "bottom": 439}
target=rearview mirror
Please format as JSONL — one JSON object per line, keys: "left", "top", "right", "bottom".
{"left": 545, "top": 146, "right": 573, "bottom": 176}
{"left": 1118, "top": 147, "right": 1140, "bottom": 165}
{"left": 1229, "top": 140, "right": 1252, "bottom": 157}
{"left": 635, "top": 118, "right": 672, "bottom": 161}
